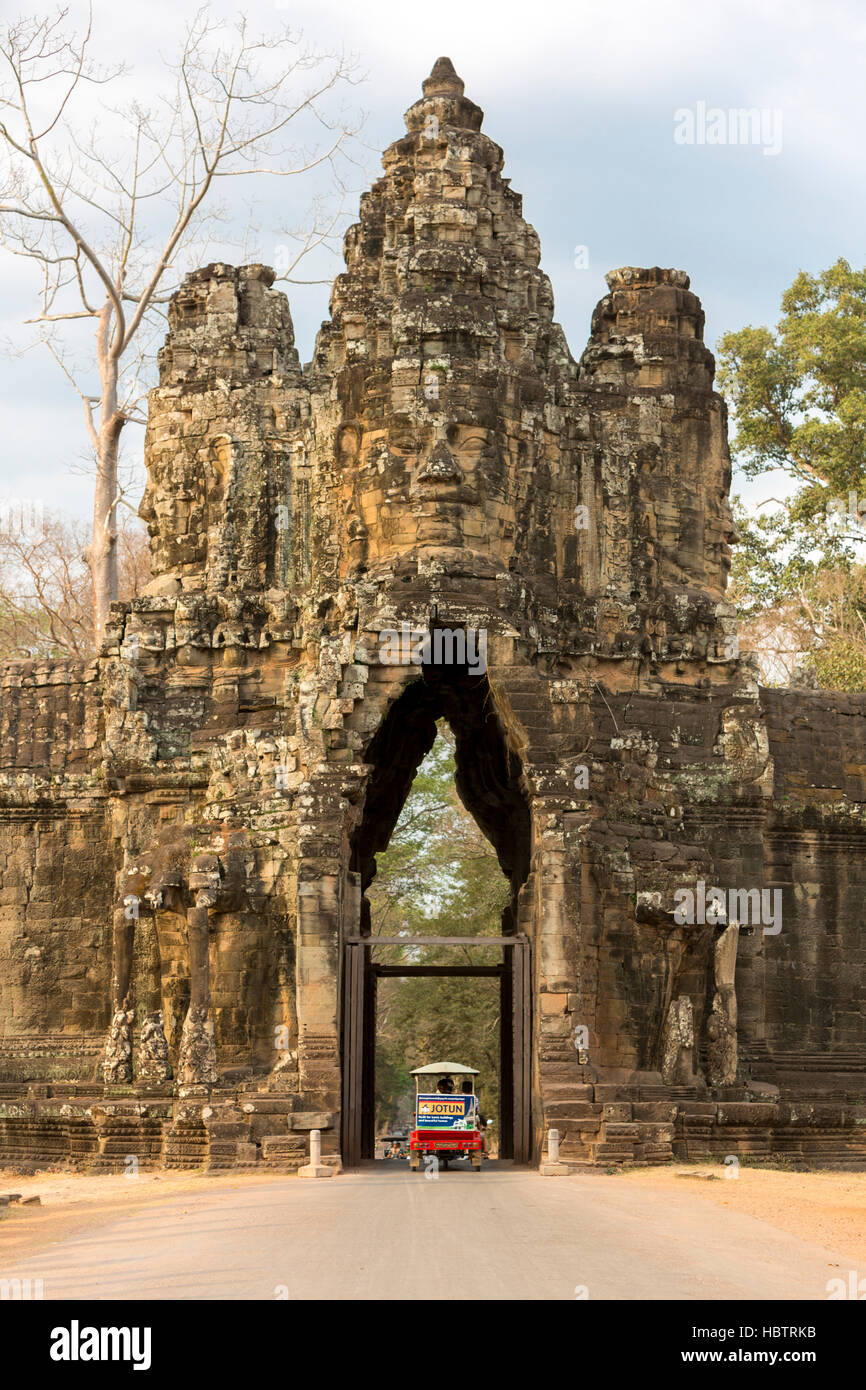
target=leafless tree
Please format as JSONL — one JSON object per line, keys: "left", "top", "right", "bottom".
{"left": 0, "top": 5, "right": 361, "bottom": 642}
{"left": 0, "top": 508, "right": 149, "bottom": 659}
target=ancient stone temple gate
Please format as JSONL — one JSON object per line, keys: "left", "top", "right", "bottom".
{"left": 0, "top": 60, "right": 864, "bottom": 1173}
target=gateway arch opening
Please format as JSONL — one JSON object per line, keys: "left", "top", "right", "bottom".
{"left": 341, "top": 662, "right": 533, "bottom": 1166}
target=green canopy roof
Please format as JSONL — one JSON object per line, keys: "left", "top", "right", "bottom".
{"left": 410, "top": 1061, "right": 479, "bottom": 1075}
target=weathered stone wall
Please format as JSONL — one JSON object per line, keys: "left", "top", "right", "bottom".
{"left": 759, "top": 689, "right": 866, "bottom": 1068}
{"left": 0, "top": 662, "right": 113, "bottom": 1079}
{"left": 0, "top": 658, "right": 102, "bottom": 774}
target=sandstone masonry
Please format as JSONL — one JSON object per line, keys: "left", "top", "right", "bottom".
{"left": 0, "top": 60, "right": 863, "bottom": 1173}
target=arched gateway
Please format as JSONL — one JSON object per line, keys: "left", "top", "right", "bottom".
{"left": 0, "top": 59, "right": 864, "bottom": 1173}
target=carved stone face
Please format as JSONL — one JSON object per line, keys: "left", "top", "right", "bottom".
{"left": 139, "top": 438, "right": 234, "bottom": 584}
{"left": 707, "top": 512, "right": 736, "bottom": 589}
{"left": 703, "top": 469, "right": 737, "bottom": 592}
{"left": 339, "top": 414, "right": 511, "bottom": 567}
{"left": 642, "top": 426, "right": 736, "bottom": 595}
{"left": 139, "top": 462, "right": 203, "bottom": 575}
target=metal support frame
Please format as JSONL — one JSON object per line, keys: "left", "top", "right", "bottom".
{"left": 340, "top": 935, "right": 531, "bottom": 1168}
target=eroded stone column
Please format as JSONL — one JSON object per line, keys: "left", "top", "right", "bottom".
{"left": 661, "top": 995, "right": 697, "bottom": 1087}
{"left": 706, "top": 923, "right": 739, "bottom": 1086}
{"left": 101, "top": 900, "right": 136, "bottom": 1084}
{"left": 295, "top": 875, "right": 341, "bottom": 1106}
{"left": 177, "top": 893, "right": 218, "bottom": 1087}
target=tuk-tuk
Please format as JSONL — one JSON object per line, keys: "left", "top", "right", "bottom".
{"left": 408, "top": 1061, "right": 484, "bottom": 1172}
{"left": 376, "top": 1134, "right": 407, "bottom": 1159}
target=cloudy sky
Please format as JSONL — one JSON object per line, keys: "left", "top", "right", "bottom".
{"left": 1, "top": 0, "right": 864, "bottom": 520}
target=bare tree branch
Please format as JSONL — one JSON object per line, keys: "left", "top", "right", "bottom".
{"left": 0, "top": 5, "right": 363, "bottom": 642}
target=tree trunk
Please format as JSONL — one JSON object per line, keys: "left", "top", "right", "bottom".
{"left": 90, "top": 303, "right": 122, "bottom": 645}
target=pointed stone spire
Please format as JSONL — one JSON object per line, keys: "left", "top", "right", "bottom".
{"left": 422, "top": 56, "right": 465, "bottom": 97}
{"left": 312, "top": 54, "right": 571, "bottom": 573}
{"left": 404, "top": 56, "right": 483, "bottom": 135}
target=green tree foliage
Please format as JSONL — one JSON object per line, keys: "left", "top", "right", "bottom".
{"left": 717, "top": 260, "right": 866, "bottom": 688}
{"left": 718, "top": 259, "right": 866, "bottom": 513}
{"left": 371, "top": 724, "right": 509, "bottom": 1137}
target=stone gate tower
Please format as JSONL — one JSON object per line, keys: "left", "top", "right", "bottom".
{"left": 1, "top": 60, "right": 864, "bottom": 1172}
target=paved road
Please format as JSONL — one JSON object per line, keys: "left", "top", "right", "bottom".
{"left": 0, "top": 1162, "right": 849, "bottom": 1300}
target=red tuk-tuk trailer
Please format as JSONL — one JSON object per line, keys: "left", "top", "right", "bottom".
{"left": 408, "top": 1062, "right": 483, "bottom": 1172}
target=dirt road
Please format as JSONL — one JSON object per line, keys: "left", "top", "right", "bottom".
{"left": 1, "top": 1160, "right": 861, "bottom": 1300}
